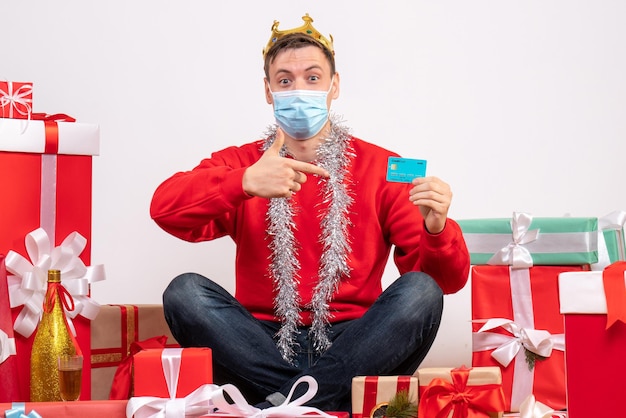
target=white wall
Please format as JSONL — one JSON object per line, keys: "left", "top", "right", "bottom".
{"left": 4, "top": 1, "right": 626, "bottom": 368}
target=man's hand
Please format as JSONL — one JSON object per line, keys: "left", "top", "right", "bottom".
{"left": 409, "top": 176, "right": 452, "bottom": 234}
{"left": 243, "top": 129, "right": 330, "bottom": 198}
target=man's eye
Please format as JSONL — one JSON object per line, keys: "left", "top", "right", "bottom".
{"left": 279, "top": 79, "right": 290, "bottom": 85}
{"left": 309, "top": 75, "right": 319, "bottom": 81}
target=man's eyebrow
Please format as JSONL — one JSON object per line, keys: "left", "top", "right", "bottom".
{"left": 273, "top": 64, "right": 324, "bottom": 77}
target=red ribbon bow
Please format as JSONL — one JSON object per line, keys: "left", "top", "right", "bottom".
{"left": 602, "top": 261, "right": 626, "bottom": 329}
{"left": 418, "top": 366, "right": 506, "bottom": 418}
{"left": 109, "top": 335, "right": 169, "bottom": 400}
{"left": 42, "top": 281, "right": 83, "bottom": 357}
{"left": 44, "top": 281, "right": 76, "bottom": 314}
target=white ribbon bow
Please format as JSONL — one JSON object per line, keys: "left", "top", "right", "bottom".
{"left": 0, "top": 81, "right": 32, "bottom": 119}
{"left": 488, "top": 212, "right": 539, "bottom": 268}
{"left": 0, "top": 328, "right": 17, "bottom": 364}
{"left": 5, "top": 228, "right": 106, "bottom": 337}
{"left": 473, "top": 318, "right": 564, "bottom": 367}
{"left": 212, "top": 375, "right": 338, "bottom": 418}
{"left": 518, "top": 394, "right": 566, "bottom": 418}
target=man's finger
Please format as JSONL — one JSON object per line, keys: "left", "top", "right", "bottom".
{"left": 267, "top": 128, "right": 285, "bottom": 155}
{"left": 291, "top": 160, "right": 330, "bottom": 178}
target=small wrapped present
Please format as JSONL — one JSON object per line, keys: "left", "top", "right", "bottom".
{"left": 0, "top": 81, "right": 32, "bottom": 119}
{"left": 351, "top": 375, "right": 418, "bottom": 418}
{"left": 471, "top": 265, "right": 586, "bottom": 411}
{"left": 0, "top": 112, "right": 100, "bottom": 400}
{"left": 133, "top": 347, "right": 213, "bottom": 398}
{"left": 559, "top": 262, "right": 626, "bottom": 418}
{"left": 417, "top": 366, "right": 505, "bottom": 418}
{"left": 458, "top": 212, "right": 597, "bottom": 266}
{"left": 90, "top": 304, "right": 178, "bottom": 400}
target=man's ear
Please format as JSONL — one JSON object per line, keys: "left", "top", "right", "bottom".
{"left": 331, "top": 72, "right": 340, "bottom": 100}
{"left": 264, "top": 78, "right": 273, "bottom": 105}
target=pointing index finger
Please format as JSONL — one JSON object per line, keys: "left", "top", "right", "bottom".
{"left": 291, "top": 160, "right": 330, "bottom": 178}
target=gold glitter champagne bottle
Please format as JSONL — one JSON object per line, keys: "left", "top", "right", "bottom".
{"left": 30, "top": 269, "right": 81, "bottom": 401}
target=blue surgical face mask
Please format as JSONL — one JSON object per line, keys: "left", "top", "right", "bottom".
{"left": 270, "top": 80, "right": 334, "bottom": 140}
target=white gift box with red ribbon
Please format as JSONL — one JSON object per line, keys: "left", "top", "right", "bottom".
{"left": 0, "top": 115, "right": 99, "bottom": 155}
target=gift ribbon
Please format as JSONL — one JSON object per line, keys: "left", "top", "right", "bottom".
{"left": 487, "top": 213, "right": 539, "bottom": 268}
{"left": 418, "top": 366, "right": 506, "bottom": 418}
{"left": 4, "top": 402, "right": 42, "bottom": 418}
{"left": 517, "top": 394, "right": 565, "bottom": 418}
{"left": 42, "top": 279, "right": 83, "bottom": 357}
{"left": 212, "top": 375, "right": 339, "bottom": 418}
{"left": 0, "top": 82, "right": 32, "bottom": 119}
{"left": 602, "top": 261, "right": 626, "bottom": 329}
{"left": 6, "top": 228, "right": 105, "bottom": 338}
{"left": 109, "top": 335, "right": 169, "bottom": 400}
{"left": 0, "top": 328, "right": 16, "bottom": 363}
{"left": 472, "top": 318, "right": 564, "bottom": 368}
{"left": 30, "top": 113, "right": 77, "bottom": 155}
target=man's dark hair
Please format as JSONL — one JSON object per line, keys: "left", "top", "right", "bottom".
{"left": 264, "top": 33, "right": 336, "bottom": 79}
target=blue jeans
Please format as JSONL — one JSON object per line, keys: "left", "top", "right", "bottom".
{"left": 163, "top": 271, "right": 443, "bottom": 413}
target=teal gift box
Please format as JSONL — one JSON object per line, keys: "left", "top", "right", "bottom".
{"left": 458, "top": 213, "right": 598, "bottom": 266}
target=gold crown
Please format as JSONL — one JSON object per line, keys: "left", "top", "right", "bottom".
{"left": 263, "top": 13, "right": 334, "bottom": 57}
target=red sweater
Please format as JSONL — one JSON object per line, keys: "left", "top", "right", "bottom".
{"left": 150, "top": 136, "right": 469, "bottom": 324}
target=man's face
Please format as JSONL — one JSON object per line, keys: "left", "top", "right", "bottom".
{"left": 265, "top": 45, "right": 340, "bottom": 109}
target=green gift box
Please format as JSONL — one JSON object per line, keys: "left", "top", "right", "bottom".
{"left": 458, "top": 213, "right": 598, "bottom": 266}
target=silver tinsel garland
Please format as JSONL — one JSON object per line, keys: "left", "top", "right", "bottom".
{"left": 262, "top": 115, "right": 355, "bottom": 363}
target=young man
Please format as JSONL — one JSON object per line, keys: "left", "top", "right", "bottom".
{"left": 150, "top": 14, "right": 469, "bottom": 413}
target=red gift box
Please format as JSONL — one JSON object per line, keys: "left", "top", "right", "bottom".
{"left": 0, "top": 115, "right": 100, "bottom": 401}
{"left": 559, "top": 262, "right": 626, "bottom": 418}
{"left": 471, "top": 265, "right": 587, "bottom": 412}
{"left": 133, "top": 347, "right": 213, "bottom": 398}
{"left": 417, "top": 366, "right": 505, "bottom": 418}
{"left": 0, "top": 81, "right": 32, "bottom": 119}
{"left": 351, "top": 375, "right": 418, "bottom": 418}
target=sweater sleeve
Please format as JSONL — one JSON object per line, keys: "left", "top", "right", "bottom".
{"left": 384, "top": 185, "right": 470, "bottom": 295}
{"left": 413, "top": 219, "right": 470, "bottom": 294}
{"left": 149, "top": 145, "right": 257, "bottom": 242}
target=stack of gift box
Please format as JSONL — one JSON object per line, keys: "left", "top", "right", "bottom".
{"left": 459, "top": 212, "right": 599, "bottom": 414}
{"left": 0, "top": 79, "right": 103, "bottom": 402}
